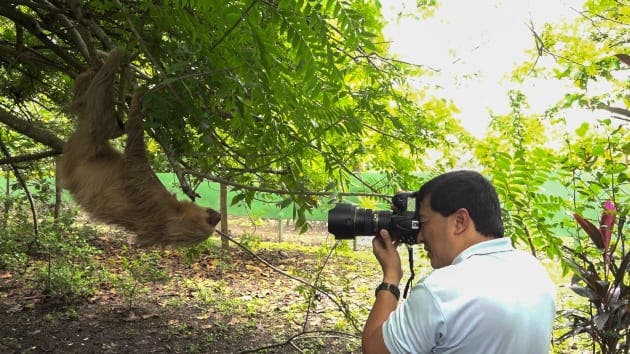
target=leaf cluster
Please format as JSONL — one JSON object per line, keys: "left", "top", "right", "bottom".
{"left": 513, "top": 0, "right": 629, "bottom": 123}
{"left": 556, "top": 122, "right": 630, "bottom": 353}
{"left": 0, "top": 0, "right": 460, "bottom": 219}
{"left": 476, "top": 91, "right": 565, "bottom": 258}
{"left": 560, "top": 213, "right": 629, "bottom": 353}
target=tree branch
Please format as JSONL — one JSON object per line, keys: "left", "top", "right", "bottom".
{"left": 184, "top": 168, "right": 391, "bottom": 199}
{"left": 0, "top": 150, "right": 59, "bottom": 165}
{"left": 0, "top": 107, "right": 64, "bottom": 151}
{"left": 0, "top": 42, "right": 70, "bottom": 73}
{"left": 0, "top": 3, "right": 83, "bottom": 70}
{"left": 40, "top": 0, "right": 91, "bottom": 62}
{"left": 209, "top": 0, "right": 258, "bottom": 53}
{"left": 238, "top": 330, "right": 358, "bottom": 353}
{"left": 526, "top": 21, "right": 586, "bottom": 69}
{"left": 216, "top": 230, "right": 361, "bottom": 335}
{"left": 68, "top": 0, "right": 114, "bottom": 60}
{"left": 597, "top": 104, "right": 630, "bottom": 120}
{"left": 148, "top": 128, "right": 200, "bottom": 201}
{"left": 302, "top": 241, "right": 339, "bottom": 332}
{"left": 0, "top": 138, "right": 39, "bottom": 239}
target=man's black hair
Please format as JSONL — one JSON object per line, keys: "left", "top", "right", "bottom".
{"left": 415, "top": 170, "right": 504, "bottom": 238}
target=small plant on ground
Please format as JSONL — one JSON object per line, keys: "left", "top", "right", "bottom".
{"left": 34, "top": 217, "right": 102, "bottom": 302}
{"left": 109, "top": 246, "right": 169, "bottom": 309}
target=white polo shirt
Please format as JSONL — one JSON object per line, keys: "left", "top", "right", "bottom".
{"left": 383, "top": 238, "right": 556, "bottom": 354}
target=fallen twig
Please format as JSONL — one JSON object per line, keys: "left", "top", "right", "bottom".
{"left": 237, "top": 329, "right": 359, "bottom": 353}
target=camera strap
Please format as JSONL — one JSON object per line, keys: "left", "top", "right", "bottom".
{"left": 403, "top": 246, "right": 415, "bottom": 299}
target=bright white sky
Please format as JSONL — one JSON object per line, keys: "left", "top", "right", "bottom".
{"left": 380, "top": 0, "right": 601, "bottom": 138}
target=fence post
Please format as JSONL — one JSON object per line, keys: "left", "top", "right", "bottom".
{"left": 277, "top": 218, "right": 283, "bottom": 242}
{"left": 220, "top": 183, "right": 229, "bottom": 250}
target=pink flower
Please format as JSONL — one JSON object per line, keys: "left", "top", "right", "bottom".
{"left": 599, "top": 200, "right": 616, "bottom": 252}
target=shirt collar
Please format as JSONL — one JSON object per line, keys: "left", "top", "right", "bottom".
{"left": 452, "top": 238, "right": 514, "bottom": 265}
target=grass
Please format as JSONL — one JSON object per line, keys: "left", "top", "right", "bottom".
{"left": 249, "top": 237, "right": 595, "bottom": 353}
{"left": 0, "top": 214, "right": 602, "bottom": 353}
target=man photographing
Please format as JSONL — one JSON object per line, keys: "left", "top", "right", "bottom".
{"left": 362, "top": 170, "right": 556, "bottom": 354}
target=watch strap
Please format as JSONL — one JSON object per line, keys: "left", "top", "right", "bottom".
{"left": 375, "top": 282, "right": 400, "bottom": 300}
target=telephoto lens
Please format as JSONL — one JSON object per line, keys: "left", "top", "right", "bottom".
{"left": 327, "top": 194, "right": 420, "bottom": 245}
{"left": 327, "top": 203, "right": 387, "bottom": 239}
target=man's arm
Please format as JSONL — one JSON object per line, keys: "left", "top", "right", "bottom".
{"left": 363, "top": 229, "right": 403, "bottom": 354}
{"left": 362, "top": 286, "right": 399, "bottom": 353}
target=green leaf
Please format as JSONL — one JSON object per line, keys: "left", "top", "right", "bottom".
{"left": 230, "top": 193, "right": 246, "bottom": 206}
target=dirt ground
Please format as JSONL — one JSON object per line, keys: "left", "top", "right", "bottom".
{"left": 0, "top": 217, "right": 376, "bottom": 354}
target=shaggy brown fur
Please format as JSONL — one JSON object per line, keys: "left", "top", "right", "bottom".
{"left": 59, "top": 48, "right": 221, "bottom": 247}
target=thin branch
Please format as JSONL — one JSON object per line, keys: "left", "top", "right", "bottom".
{"left": 610, "top": 115, "right": 630, "bottom": 123}
{"left": 209, "top": 0, "right": 258, "bottom": 53}
{"left": 525, "top": 18, "right": 543, "bottom": 77}
{"left": 293, "top": 134, "right": 382, "bottom": 195}
{"left": 10, "top": 0, "right": 66, "bottom": 13}
{"left": 303, "top": 242, "right": 337, "bottom": 332}
{"left": 40, "top": 0, "right": 90, "bottom": 62}
{"left": 0, "top": 43, "right": 70, "bottom": 73}
{"left": 216, "top": 230, "right": 349, "bottom": 314}
{"left": 370, "top": 52, "right": 441, "bottom": 73}
{"left": 526, "top": 20, "right": 586, "bottom": 69}
{"left": 112, "top": 0, "right": 164, "bottom": 75}
{"left": 147, "top": 128, "right": 200, "bottom": 201}
{"left": 68, "top": 0, "right": 114, "bottom": 55}
{"left": 569, "top": 7, "right": 610, "bottom": 38}
{"left": 0, "top": 138, "right": 39, "bottom": 239}
{"left": 15, "top": 18, "right": 24, "bottom": 50}
{"left": 217, "top": 229, "right": 361, "bottom": 354}
{"left": 0, "top": 4, "right": 83, "bottom": 69}
{"left": 93, "top": 48, "right": 151, "bottom": 80}
{"left": 225, "top": 166, "right": 288, "bottom": 175}
{"left": 571, "top": 6, "right": 629, "bottom": 26}
{"left": 185, "top": 168, "right": 391, "bottom": 199}
{"left": 238, "top": 330, "right": 358, "bottom": 353}
{"left": 0, "top": 150, "right": 59, "bottom": 165}
{"left": 145, "top": 66, "right": 242, "bottom": 95}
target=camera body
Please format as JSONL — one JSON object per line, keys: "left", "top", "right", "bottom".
{"left": 327, "top": 192, "right": 420, "bottom": 245}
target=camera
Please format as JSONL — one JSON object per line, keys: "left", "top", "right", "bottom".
{"left": 327, "top": 192, "right": 420, "bottom": 245}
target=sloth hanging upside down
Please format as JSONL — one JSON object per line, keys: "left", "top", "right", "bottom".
{"left": 58, "top": 48, "right": 221, "bottom": 247}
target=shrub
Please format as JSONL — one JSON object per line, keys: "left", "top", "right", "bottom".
{"left": 559, "top": 200, "right": 629, "bottom": 353}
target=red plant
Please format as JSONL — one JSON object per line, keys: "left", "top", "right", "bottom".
{"left": 573, "top": 200, "right": 616, "bottom": 253}
{"left": 561, "top": 200, "right": 629, "bottom": 354}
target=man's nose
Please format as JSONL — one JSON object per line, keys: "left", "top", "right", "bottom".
{"left": 416, "top": 230, "right": 424, "bottom": 244}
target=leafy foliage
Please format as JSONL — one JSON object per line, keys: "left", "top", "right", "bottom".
{"left": 0, "top": 0, "right": 464, "bottom": 225}
{"left": 555, "top": 119, "right": 630, "bottom": 353}
{"left": 2, "top": 1, "right": 629, "bottom": 352}
{"left": 476, "top": 90, "right": 565, "bottom": 257}
{"left": 513, "top": 0, "right": 629, "bottom": 123}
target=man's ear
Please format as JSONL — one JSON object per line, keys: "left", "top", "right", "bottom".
{"left": 453, "top": 208, "right": 471, "bottom": 235}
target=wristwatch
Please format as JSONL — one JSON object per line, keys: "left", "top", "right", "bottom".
{"left": 375, "top": 282, "right": 400, "bottom": 300}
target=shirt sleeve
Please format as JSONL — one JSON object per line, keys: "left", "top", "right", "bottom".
{"left": 382, "top": 282, "right": 446, "bottom": 354}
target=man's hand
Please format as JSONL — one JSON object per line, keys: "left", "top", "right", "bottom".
{"left": 363, "top": 229, "right": 403, "bottom": 354}
{"left": 373, "top": 229, "right": 403, "bottom": 285}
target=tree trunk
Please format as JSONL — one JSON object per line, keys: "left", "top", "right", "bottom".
{"left": 3, "top": 167, "right": 10, "bottom": 233}
{"left": 54, "top": 157, "right": 62, "bottom": 222}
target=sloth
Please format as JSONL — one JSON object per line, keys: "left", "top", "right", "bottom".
{"left": 59, "top": 48, "right": 221, "bottom": 247}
